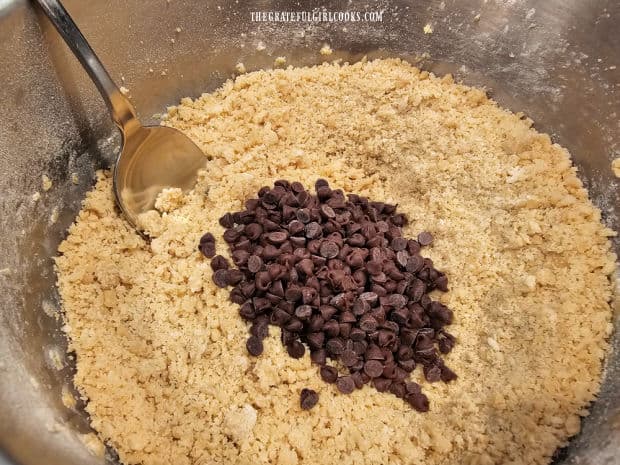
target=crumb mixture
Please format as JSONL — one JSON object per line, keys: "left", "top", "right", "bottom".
{"left": 55, "top": 59, "right": 616, "bottom": 465}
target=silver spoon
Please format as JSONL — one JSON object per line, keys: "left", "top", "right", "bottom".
{"left": 35, "top": 0, "right": 206, "bottom": 232}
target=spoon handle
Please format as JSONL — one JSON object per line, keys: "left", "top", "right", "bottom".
{"left": 34, "top": 0, "right": 139, "bottom": 131}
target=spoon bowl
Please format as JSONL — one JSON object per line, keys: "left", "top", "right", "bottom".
{"left": 114, "top": 125, "right": 205, "bottom": 228}
{"left": 36, "top": 0, "right": 206, "bottom": 232}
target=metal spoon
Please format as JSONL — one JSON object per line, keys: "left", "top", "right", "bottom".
{"left": 35, "top": 0, "right": 206, "bottom": 231}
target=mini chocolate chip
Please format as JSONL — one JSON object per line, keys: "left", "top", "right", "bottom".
{"left": 398, "top": 359, "right": 416, "bottom": 372}
{"left": 267, "top": 231, "right": 289, "bottom": 244}
{"left": 287, "top": 340, "right": 306, "bottom": 359}
{"left": 311, "top": 348, "right": 327, "bottom": 366}
{"left": 363, "top": 360, "right": 384, "bottom": 378}
{"left": 407, "top": 392, "right": 429, "bottom": 412}
{"left": 424, "top": 364, "right": 442, "bottom": 382}
{"left": 406, "top": 255, "right": 424, "bottom": 273}
{"left": 295, "top": 208, "right": 311, "bottom": 223}
{"left": 213, "top": 269, "right": 229, "bottom": 288}
{"left": 323, "top": 319, "right": 340, "bottom": 337}
{"left": 285, "top": 318, "right": 304, "bottom": 333}
{"left": 300, "top": 388, "right": 319, "bottom": 410}
{"left": 391, "top": 237, "right": 408, "bottom": 251}
{"left": 326, "top": 337, "right": 345, "bottom": 355}
{"left": 226, "top": 269, "right": 245, "bottom": 285}
{"left": 365, "top": 344, "right": 384, "bottom": 360}
{"left": 319, "top": 240, "right": 340, "bottom": 259}
{"left": 307, "top": 332, "right": 325, "bottom": 349}
{"left": 373, "top": 377, "right": 392, "bottom": 392}
{"left": 320, "top": 204, "right": 336, "bottom": 219}
{"left": 341, "top": 349, "right": 359, "bottom": 367}
{"left": 417, "top": 231, "right": 434, "bottom": 246}
{"left": 440, "top": 364, "right": 458, "bottom": 382}
{"left": 291, "top": 181, "right": 305, "bottom": 193}
{"left": 396, "top": 250, "right": 410, "bottom": 268}
{"left": 219, "top": 213, "right": 235, "bottom": 228}
{"left": 389, "top": 381, "right": 407, "bottom": 398}
{"left": 246, "top": 336, "right": 263, "bottom": 356}
{"left": 244, "top": 223, "right": 263, "bottom": 240}
{"left": 210, "top": 255, "right": 230, "bottom": 271}
{"left": 200, "top": 232, "right": 215, "bottom": 244}
{"left": 295, "top": 304, "right": 313, "bottom": 320}
{"left": 360, "top": 315, "right": 378, "bottom": 332}
{"left": 388, "top": 294, "right": 407, "bottom": 309}
{"left": 336, "top": 376, "right": 356, "bottom": 394}
{"left": 200, "top": 241, "right": 216, "bottom": 258}
{"left": 305, "top": 221, "right": 322, "bottom": 239}
{"left": 349, "top": 327, "right": 366, "bottom": 341}
{"left": 250, "top": 321, "right": 269, "bottom": 339}
{"left": 320, "top": 366, "right": 339, "bottom": 383}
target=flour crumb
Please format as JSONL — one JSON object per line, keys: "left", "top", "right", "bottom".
{"left": 42, "top": 174, "right": 52, "bottom": 191}
{"left": 81, "top": 433, "right": 105, "bottom": 457}
{"left": 256, "top": 41, "right": 266, "bottom": 51}
{"left": 71, "top": 172, "right": 79, "bottom": 185}
{"left": 423, "top": 23, "right": 434, "bottom": 34}
{"left": 50, "top": 207, "right": 59, "bottom": 224}
{"left": 120, "top": 86, "right": 130, "bottom": 96}
{"left": 320, "top": 44, "right": 333, "bottom": 56}
{"left": 154, "top": 187, "right": 186, "bottom": 213}
{"left": 274, "top": 56, "right": 287, "bottom": 66}
{"left": 46, "top": 421, "right": 62, "bottom": 433}
{"left": 224, "top": 404, "right": 258, "bottom": 443}
{"left": 32, "top": 192, "right": 41, "bottom": 202}
{"left": 235, "top": 62, "right": 247, "bottom": 74}
{"left": 61, "top": 385, "right": 77, "bottom": 409}
{"left": 612, "top": 158, "right": 620, "bottom": 177}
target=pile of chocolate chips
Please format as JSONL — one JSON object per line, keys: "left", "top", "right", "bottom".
{"left": 199, "top": 179, "right": 456, "bottom": 412}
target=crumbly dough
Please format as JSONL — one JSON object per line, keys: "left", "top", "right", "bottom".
{"left": 612, "top": 157, "right": 620, "bottom": 177}
{"left": 55, "top": 59, "right": 617, "bottom": 465}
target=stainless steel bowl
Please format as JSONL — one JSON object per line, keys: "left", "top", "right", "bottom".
{"left": 0, "top": 1, "right": 618, "bottom": 464}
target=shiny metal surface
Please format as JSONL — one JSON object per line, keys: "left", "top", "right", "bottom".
{"left": 34, "top": 0, "right": 206, "bottom": 230}
{"left": 0, "top": 1, "right": 618, "bottom": 465}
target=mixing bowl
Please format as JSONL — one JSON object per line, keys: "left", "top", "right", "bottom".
{"left": 0, "top": 1, "right": 618, "bottom": 464}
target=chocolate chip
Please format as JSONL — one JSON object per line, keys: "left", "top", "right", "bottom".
{"left": 226, "top": 269, "right": 245, "bottom": 285}
{"left": 250, "top": 321, "right": 269, "bottom": 339}
{"left": 360, "top": 315, "right": 378, "bottom": 332}
{"left": 295, "top": 305, "right": 313, "bottom": 320}
{"left": 267, "top": 231, "right": 289, "bottom": 244}
{"left": 219, "top": 213, "right": 235, "bottom": 228}
{"left": 213, "top": 269, "right": 229, "bottom": 288}
{"left": 406, "top": 392, "right": 429, "bottom": 412}
{"left": 319, "top": 240, "right": 340, "bottom": 259}
{"left": 305, "top": 221, "right": 322, "bottom": 239}
{"left": 287, "top": 340, "right": 306, "bottom": 359}
{"left": 320, "top": 365, "right": 339, "bottom": 383}
{"left": 336, "top": 376, "right": 356, "bottom": 394}
{"left": 326, "top": 337, "right": 346, "bottom": 355}
{"left": 391, "top": 237, "right": 408, "bottom": 251}
{"left": 373, "top": 377, "right": 392, "bottom": 392}
{"left": 311, "top": 349, "right": 327, "bottom": 366}
{"left": 320, "top": 204, "right": 336, "bottom": 219}
{"left": 210, "top": 255, "right": 230, "bottom": 271}
{"left": 417, "top": 231, "right": 433, "bottom": 246}
{"left": 423, "top": 364, "right": 442, "bottom": 382}
{"left": 200, "top": 241, "right": 216, "bottom": 258}
{"left": 341, "top": 349, "right": 359, "bottom": 367}
{"left": 246, "top": 336, "right": 263, "bottom": 356}
{"left": 296, "top": 208, "right": 311, "bottom": 223}
{"left": 300, "top": 388, "right": 319, "bottom": 410}
{"left": 364, "top": 360, "right": 384, "bottom": 378}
